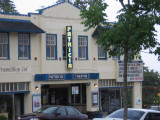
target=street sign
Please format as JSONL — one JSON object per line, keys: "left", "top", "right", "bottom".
{"left": 72, "top": 86, "right": 79, "bottom": 94}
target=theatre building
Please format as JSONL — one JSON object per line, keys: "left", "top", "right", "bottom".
{"left": 0, "top": 0, "right": 143, "bottom": 119}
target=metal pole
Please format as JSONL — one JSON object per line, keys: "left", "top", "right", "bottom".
{"left": 12, "top": 94, "right": 15, "bottom": 120}
{"left": 74, "top": 94, "right": 75, "bottom": 106}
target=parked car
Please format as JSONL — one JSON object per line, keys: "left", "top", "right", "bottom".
{"left": 148, "top": 106, "right": 160, "bottom": 111}
{"left": 93, "top": 108, "right": 160, "bottom": 120}
{"left": 18, "top": 106, "right": 88, "bottom": 120}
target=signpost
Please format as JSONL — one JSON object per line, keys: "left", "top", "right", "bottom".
{"left": 72, "top": 86, "right": 79, "bottom": 106}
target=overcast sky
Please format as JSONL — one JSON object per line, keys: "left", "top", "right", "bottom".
{"left": 11, "top": 0, "right": 160, "bottom": 73}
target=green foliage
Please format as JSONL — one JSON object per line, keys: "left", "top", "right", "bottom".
{"left": 81, "top": 1, "right": 107, "bottom": 31}
{"left": 80, "top": 0, "right": 160, "bottom": 59}
{"left": 143, "top": 66, "right": 160, "bottom": 86}
{"left": 142, "top": 66, "right": 160, "bottom": 108}
{"left": 0, "top": 0, "right": 18, "bottom": 13}
{"left": 80, "top": 0, "right": 160, "bottom": 119}
{"left": 0, "top": 115, "right": 8, "bottom": 120}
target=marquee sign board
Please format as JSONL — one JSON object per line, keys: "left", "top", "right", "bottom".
{"left": 116, "top": 60, "right": 143, "bottom": 82}
{"left": 66, "top": 26, "right": 73, "bottom": 69}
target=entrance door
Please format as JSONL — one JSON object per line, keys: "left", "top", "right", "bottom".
{"left": 15, "top": 94, "right": 23, "bottom": 119}
{"left": 49, "top": 88, "right": 68, "bottom": 105}
{"left": 101, "top": 89, "right": 121, "bottom": 113}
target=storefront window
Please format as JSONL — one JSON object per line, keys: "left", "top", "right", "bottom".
{"left": 2, "top": 83, "right": 5, "bottom": 92}
{"left": 6, "top": 83, "right": 9, "bottom": 92}
{"left": 101, "top": 89, "right": 121, "bottom": 113}
{"left": 18, "top": 83, "right": 25, "bottom": 91}
{"left": 26, "top": 83, "right": 29, "bottom": 91}
{"left": 14, "top": 83, "right": 17, "bottom": 91}
{"left": 0, "top": 95, "right": 13, "bottom": 120}
{"left": 10, "top": 83, "right": 13, "bottom": 91}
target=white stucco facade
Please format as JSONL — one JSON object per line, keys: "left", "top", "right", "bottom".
{"left": 0, "top": 1, "right": 142, "bottom": 119}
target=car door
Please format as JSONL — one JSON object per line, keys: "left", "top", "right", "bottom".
{"left": 56, "top": 106, "right": 67, "bottom": 120}
{"left": 144, "top": 112, "right": 160, "bottom": 120}
{"left": 66, "top": 106, "right": 80, "bottom": 120}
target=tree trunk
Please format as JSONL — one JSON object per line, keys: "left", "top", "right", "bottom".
{"left": 123, "top": 43, "right": 129, "bottom": 120}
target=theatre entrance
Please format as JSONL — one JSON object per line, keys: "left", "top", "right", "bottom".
{"left": 49, "top": 88, "right": 68, "bottom": 105}
{"left": 41, "top": 85, "right": 68, "bottom": 106}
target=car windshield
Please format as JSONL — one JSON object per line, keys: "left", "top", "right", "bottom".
{"left": 33, "top": 107, "right": 58, "bottom": 114}
{"left": 107, "top": 109, "right": 145, "bottom": 120}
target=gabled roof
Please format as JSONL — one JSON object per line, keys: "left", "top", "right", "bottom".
{"left": 0, "top": 18, "right": 45, "bottom": 33}
{"left": 38, "top": 0, "right": 80, "bottom": 15}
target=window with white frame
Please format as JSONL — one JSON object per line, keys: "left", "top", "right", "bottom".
{"left": 46, "top": 34, "right": 57, "bottom": 59}
{"left": 62, "top": 35, "right": 66, "bottom": 59}
{"left": 78, "top": 36, "right": 88, "bottom": 59}
{"left": 0, "top": 33, "right": 9, "bottom": 59}
{"left": 98, "top": 45, "right": 107, "bottom": 60}
{"left": 18, "top": 33, "right": 30, "bottom": 59}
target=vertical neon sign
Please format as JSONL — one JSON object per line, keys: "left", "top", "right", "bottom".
{"left": 66, "top": 26, "right": 73, "bottom": 69}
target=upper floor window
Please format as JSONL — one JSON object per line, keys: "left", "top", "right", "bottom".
{"left": 18, "top": 33, "right": 30, "bottom": 60}
{"left": 0, "top": 33, "right": 9, "bottom": 60}
{"left": 46, "top": 34, "right": 57, "bottom": 60}
{"left": 98, "top": 45, "right": 107, "bottom": 60}
{"left": 78, "top": 36, "right": 88, "bottom": 60}
{"left": 62, "top": 35, "right": 66, "bottom": 60}
{"left": 112, "top": 47, "right": 120, "bottom": 61}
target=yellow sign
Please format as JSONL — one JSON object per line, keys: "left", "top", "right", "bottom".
{"left": 66, "top": 26, "right": 73, "bottom": 69}
{"left": 157, "top": 93, "right": 160, "bottom": 97}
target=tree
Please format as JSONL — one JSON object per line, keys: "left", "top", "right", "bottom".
{"left": 143, "top": 66, "right": 160, "bottom": 108}
{"left": 143, "top": 66, "right": 160, "bottom": 87}
{"left": 80, "top": 0, "right": 160, "bottom": 119}
{"left": 0, "top": 0, "right": 18, "bottom": 13}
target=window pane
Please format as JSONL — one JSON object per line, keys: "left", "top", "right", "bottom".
{"left": 2, "top": 83, "right": 5, "bottom": 92}
{"left": 0, "top": 45, "right": 2, "bottom": 57}
{"left": 98, "top": 46, "right": 105, "bottom": 59}
{"left": 24, "top": 45, "right": 29, "bottom": 57}
{"left": 14, "top": 83, "right": 17, "bottom": 91}
{"left": 26, "top": 83, "right": 29, "bottom": 91}
{"left": 19, "top": 34, "right": 29, "bottom": 59}
{"left": 0, "top": 33, "right": 8, "bottom": 59}
{"left": 63, "top": 35, "right": 66, "bottom": 59}
{"left": 78, "top": 36, "right": 87, "bottom": 59}
{"left": 6, "top": 83, "right": 9, "bottom": 91}
{"left": 10, "top": 83, "right": 13, "bottom": 91}
{"left": 66, "top": 107, "right": 77, "bottom": 115}
{"left": 47, "top": 45, "right": 51, "bottom": 58}
{"left": 18, "top": 83, "right": 25, "bottom": 91}
{"left": 51, "top": 46, "right": 55, "bottom": 58}
{"left": 57, "top": 107, "right": 67, "bottom": 115}
{"left": 3, "top": 44, "right": 8, "bottom": 57}
{"left": 46, "top": 34, "right": 56, "bottom": 59}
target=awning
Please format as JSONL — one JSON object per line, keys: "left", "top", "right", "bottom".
{"left": 0, "top": 18, "right": 45, "bottom": 33}
{"left": 92, "top": 26, "right": 112, "bottom": 37}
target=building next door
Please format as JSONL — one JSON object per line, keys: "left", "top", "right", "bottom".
{"left": 49, "top": 88, "right": 68, "bottom": 105}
